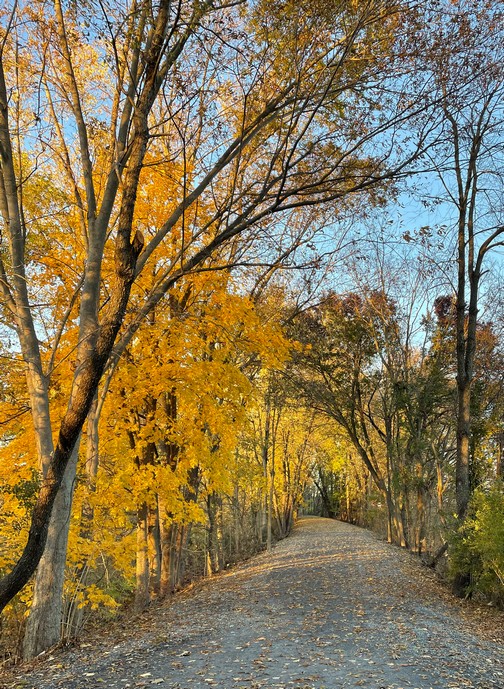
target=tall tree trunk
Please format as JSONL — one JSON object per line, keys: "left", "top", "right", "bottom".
{"left": 345, "top": 474, "right": 351, "bottom": 522}
{"left": 135, "top": 502, "right": 150, "bottom": 612}
{"left": 455, "top": 226, "right": 472, "bottom": 521}
{"left": 206, "top": 493, "right": 223, "bottom": 574}
{"left": 159, "top": 520, "right": 176, "bottom": 597}
{"left": 399, "top": 493, "right": 408, "bottom": 548}
{"left": 160, "top": 523, "right": 191, "bottom": 593}
{"left": 497, "top": 433, "right": 504, "bottom": 480}
{"left": 267, "top": 456, "right": 274, "bottom": 551}
{"left": 206, "top": 494, "right": 217, "bottom": 575}
{"left": 159, "top": 468, "right": 199, "bottom": 596}
{"left": 384, "top": 489, "right": 407, "bottom": 547}
{"left": 64, "top": 391, "right": 106, "bottom": 638}
{"left": 22, "top": 440, "right": 81, "bottom": 659}
{"left": 233, "top": 482, "right": 241, "bottom": 558}
{"left": 149, "top": 500, "right": 162, "bottom": 594}
{"left": 449, "top": 107, "right": 482, "bottom": 522}
{"left": 455, "top": 385, "right": 471, "bottom": 518}
{"left": 415, "top": 485, "right": 426, "bottom": 555}
{"left": 159, "top": 522, "right": 170, "bottom": 596}
{"left": 261, "top": 395, "right": 272, "bottom": 551}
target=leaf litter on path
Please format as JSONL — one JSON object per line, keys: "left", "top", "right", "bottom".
{"left": 2, "top": 517, "right": 503, "bottom": 689}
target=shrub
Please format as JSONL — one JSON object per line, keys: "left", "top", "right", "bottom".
{"left": 449, "top": 481, "right": 504, "bottom": 605}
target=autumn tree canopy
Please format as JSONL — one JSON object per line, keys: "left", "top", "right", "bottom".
{"left": 0, "top": 0, "right": 437, "bottom": 613}
{"left": 0, "top": 0, "right": 503, "bottom": 660}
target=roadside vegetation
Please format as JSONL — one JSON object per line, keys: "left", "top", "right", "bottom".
{"left": 0, "top": 0, "right": 503, "bottom": 663}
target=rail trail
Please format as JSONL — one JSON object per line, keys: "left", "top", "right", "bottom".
{"left": 4, "top": 517, "right": 504, "bottom": 689}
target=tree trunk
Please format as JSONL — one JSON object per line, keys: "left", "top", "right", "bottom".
{"left": 22, "top": 440, "right": 81, "bottom": 659}
{"left": 495, "top": 432, "right": 503, "bottom": 480}
{"left": 267, "top": 462, "right": 274, "bottom": 551}
{"left": 135, "top": 502, "right": 150, "bottom": 612}
{"left": 313, "top": 472, "right": 336, "bottom": 519}
{"left": 346, "top": 474, "right": 351, "bottom": 522}
{"left": 384, "top": 490, "right": 407, "bottom": 548}
{"left": 63, "top": 393, "right": 104, "bottom": 639}
{"left": 456, "top": 380, "right": 471, "bottom": 519}
{"left": 206, "top": 494, "right": 218, "bottom": 575}
{"left": 160, "top": 522, "right": 189, "bottom": 596}
{"left": 172, "top": 524, "right": 191, "bottom": 591}
{"left": 149, "top": 501, "right": 162, "bottom": 595}
{"left": 159, "top": 520, "right": 174, "bottom": 597}
{"left": 233, "top": 482, "right": 241, "bottom": 558}
{"left": 415, "top": 485, "right": 426, "bottom": 555}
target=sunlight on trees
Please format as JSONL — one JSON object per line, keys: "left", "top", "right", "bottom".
{"left": 0, "top": 0, "right": 503, "bottom": 661}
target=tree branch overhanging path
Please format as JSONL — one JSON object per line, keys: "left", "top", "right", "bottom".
{"left": 6, "top": 518, "right": 504, "bottom": 689}
{"left": 1, "top": 0, "right": 503, "bottom": 665}
{"left": 0, "top": 0, "right": 439, "bottom": 614}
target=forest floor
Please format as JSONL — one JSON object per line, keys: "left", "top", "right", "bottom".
{"left": 2, "top": 517, "right": 504, "bottom": 689}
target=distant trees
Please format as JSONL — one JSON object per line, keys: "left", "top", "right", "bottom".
{"left": 292, "top": 290, "right": 445, "bottom": 549}
{"left": 292, "top": 279, "right": 503, "bottom": 560}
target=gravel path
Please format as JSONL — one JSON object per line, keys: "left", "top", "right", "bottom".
{"left": 4, "top": 517, "right": 504, "bottom": 689}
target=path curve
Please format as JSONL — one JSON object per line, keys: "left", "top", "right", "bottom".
{"left": 5, "top": 518, "right": 504, "bottom": 689}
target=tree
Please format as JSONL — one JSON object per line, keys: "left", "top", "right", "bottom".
{"left": 0, "top": 0, "right": 437, "bottom": 653}
{"left": 411, "top": 0, "right": 504, "bottom": 520}
{"left": 292, "top": 292, "right": 405, "bottom": 544}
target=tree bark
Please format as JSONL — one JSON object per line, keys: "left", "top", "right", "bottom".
{"left": 22, "top": 441, "right": 81, "bottom": 659}
{"left": 135, "top": 502, "right": 151, "bottom": 612}
{"left": 149, "top": 501, "right": 162, "bottom": 595}
{"left": 497, "top": 433, "right": 504, "bottom": 480}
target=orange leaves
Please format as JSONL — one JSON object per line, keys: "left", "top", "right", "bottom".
{"left": 68, "top": 268, "right": 295, "bottom": 595}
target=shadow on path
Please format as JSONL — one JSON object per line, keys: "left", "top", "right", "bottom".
{"left": 5, "top": 518, "right": 504, "bottom": 689}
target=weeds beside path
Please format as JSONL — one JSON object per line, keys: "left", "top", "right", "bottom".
{"left": 3, "top": 518, "right": 504, "bottom": 689}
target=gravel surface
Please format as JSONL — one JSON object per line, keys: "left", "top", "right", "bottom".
{"left": 3, "top": 517, "right": 504, "bottom": 689}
